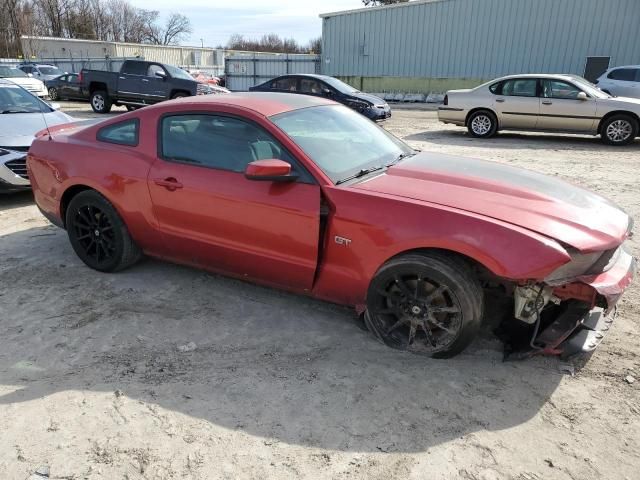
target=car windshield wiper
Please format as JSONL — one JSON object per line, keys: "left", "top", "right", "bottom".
{"left": 385, "top": 151, "right": 417, "bottom": 167}
{"left": 0, "top": 109, "right": 32, "bottom": 114}
{"left": 335, "top": 165, "right": 386, "bottom": 185}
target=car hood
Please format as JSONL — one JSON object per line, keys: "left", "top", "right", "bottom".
{"left": 352, "top": 152, "right": 631, "bottom": 252}
{"left": 599, "top": 95, "right": 640, "bottom": 111}
{"left": 351, "top": 92, "right": 386, "bottom": 106}
{"left": 3, "top": 77, "right": 44, "bottom": 89}
{"left": 0, "top": 110, "right": 74, "bottom": 147}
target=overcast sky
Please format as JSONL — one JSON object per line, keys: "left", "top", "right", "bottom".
{"left": 131, "top": 0, "right": 365, "bottom": 47}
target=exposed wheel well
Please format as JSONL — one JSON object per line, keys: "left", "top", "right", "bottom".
{"left": 89, "top": 82, "right": 107, "bottom": 95}
{"left": 465, "top": 108, "right": 498, "bottom": 128}
{"left": 597, "top": 110, "right": 640, "bottom": 135}
{"left": 170, "top": 89, "right": 191, "bottom": 98}
{"left": 60, "top": 185, "right": 94, "bottom": 228}
{"left": 384, "top": 247, "right": 498, "bottom": 284}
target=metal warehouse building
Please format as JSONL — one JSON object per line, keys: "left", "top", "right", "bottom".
{"left": 321, "top": 0, "right": 640, "bottom": 93}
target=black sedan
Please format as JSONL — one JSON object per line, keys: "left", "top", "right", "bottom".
{"left": 249, "top": 74, "right": 391, "bottom": 121}
{"left": 45, "top": 73, "right": 88, "bottom": 101}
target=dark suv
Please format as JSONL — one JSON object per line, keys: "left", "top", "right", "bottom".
{"left": 250, "top": 74, "right": 391, "bottom": 121}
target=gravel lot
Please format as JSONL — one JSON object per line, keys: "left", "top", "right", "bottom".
{"left": 1, "top": 101, "right": 638, "bottom": 480}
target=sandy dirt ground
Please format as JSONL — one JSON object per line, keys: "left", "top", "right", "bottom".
{"left": 0, "top": 102, "right": 638, "bottom": 480}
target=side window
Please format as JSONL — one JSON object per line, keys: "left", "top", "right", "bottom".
{"left": 160, "top": 114, "right": 298, "bottom": 174}
{"left": 608, "top": 68, "right": 636, "bottom": 81}
{"left": 68, "top": 74, "right": 79, "bottom": 84}
{"left": 121, "top": 61, "right": 147, "bottom": 76}
{"left": 147, "top": 64, "right": 166, "bottom": 78}
{"left": 97, "top": 119, "right": 139, "bottom": 146}
{"left": 542, "top": 80, "right": 582, "bottom": 99}
{"left": 489, "top": 81, "right": 503, "bottom": 94}
{"left": 273, "top": 77, "right": 297, "bottom": 91}
{"left": 58, "top": 75, "right": 68, "bottom": 83}
{"left": 299, "top": 78, "right": 323, "bottom": 94}
{"left": 501, "top": 79, "right": 537, "bottom": 97}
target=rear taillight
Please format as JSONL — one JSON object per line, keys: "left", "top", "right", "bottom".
{"left": 78, "top": 71, "right": 83, "bottom": 83}
{"left": 443, "top": 94, "right": 448, "bottom": 105}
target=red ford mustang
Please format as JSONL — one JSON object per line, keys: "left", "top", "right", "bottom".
{"left": 27, "top": 93, "right": 635, "bottom": 358}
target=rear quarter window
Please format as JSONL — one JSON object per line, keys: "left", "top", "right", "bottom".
{"left": 97, "top": 119, "right": 139, "bottom": 146}
{"left": 489, "top": 82, "right": 502, "bottom": 94}
{"left": 607, "top": 68, "right": 637, "bottom": 81}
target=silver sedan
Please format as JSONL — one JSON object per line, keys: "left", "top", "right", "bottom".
{"left": 438, "top": 74, "right": 640, "bottom": 146}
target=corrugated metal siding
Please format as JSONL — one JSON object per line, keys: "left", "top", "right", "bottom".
{"left": 322, "top": 0, "right": 640, "bottom": 78}
{"left": 226, "top": 53, "right": 321, "bottom": 91}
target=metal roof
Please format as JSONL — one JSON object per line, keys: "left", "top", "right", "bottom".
{"left": 320, "top": 0, "right": 447, "bottom": 18}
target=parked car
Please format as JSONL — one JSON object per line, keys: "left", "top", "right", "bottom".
{"left": 18, "top": 63, "right": 65, "bottom": 82}
{"left": 595, "top": 65, "right": 640, "bottom": 98}
{"left": 46, "top": 73, "right": 88, "bottom": 101}
{"left": 249, "top": 74, "right": 391, "bottom": 121}
{"left": 0, "top": 79, "right": 74, "bottom": 193}
{"left": 190, "top": 70, "right": 221, "bottom": 85}
{"left": 81, "top": 59, "right": 215, "bottom": 113}
{"left": 438, "top": 74, "right": 640, "bottom": 145}
{"left": 27, "top": 93, "right": 634, "bottom": 358}
{"left": 0, "top": 65, "right": 48, "bottom": 98}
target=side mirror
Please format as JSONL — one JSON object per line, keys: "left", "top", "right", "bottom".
{"left": 576, "top": 91, "right": 588, "bottom": 101}
{"left": 245, "top": 159, "right": 297, "bottom": 182}
{"left": 27, "top": 73, "right": 33, "bottom": 78}
{"left": 322, "top": 88, "right": 332, "bottom": 96}
{"left": 155, "top": 71, "right": 167, "bottom": 80}
{"left": 49, "top": 102, "right": 61, "bottom": 110}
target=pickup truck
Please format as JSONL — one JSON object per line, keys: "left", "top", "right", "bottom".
{"left": 81, "top": 60, "right": 209, "bottom": 113}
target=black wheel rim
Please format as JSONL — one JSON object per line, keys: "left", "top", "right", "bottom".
{"left": 371, "top": 274, "right": 463, "bottom": 353}
{"left": 72, "top": 205, "right": 116, "bottom": 266}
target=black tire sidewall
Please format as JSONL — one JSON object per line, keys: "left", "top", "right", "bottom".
{"left": 365, "top": 254, "right": 483, "bottom": 358}
{"left": 467, "top": 110, "right": 498, "bottom": 138}
{"left": 66, "top": 191, "right": 127, "bottom": 272}
{"left": 601, "top": 114, "right": 638, "bottom": 146}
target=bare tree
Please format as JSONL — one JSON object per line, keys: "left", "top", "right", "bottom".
{"left": 146, "top": 13, "right": 192, "bottom": 46}
{"left": 362, "top": 0, "right": 408, "bottom": 5}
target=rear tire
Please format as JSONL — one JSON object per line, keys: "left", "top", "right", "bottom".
{"left": 467, "top": 110, "right": 498, "bottom": 138}
{"left": 364, "top": 252, "right": 483, "bottom": 358}
{"left": 600, "top": 114, "right": 638, "bottom": 146}
{"left": 90, "top": 90, "right": 112, "bottom": 114}
{"left": 125, "top": 105, "right": 139, "bottom": 111}
{"left": 66, "top": 190, "right": 142, "bottom": 272}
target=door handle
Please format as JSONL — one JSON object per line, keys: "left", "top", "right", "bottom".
{"left": 142, "top": 79, "right": 149, "bottom": 82}
{"left": 119, "top": 76, "right": 125, "bottom": 80}
{"left": 542, "top": 100, "right": 553, "bottom": 105}
{"left": 496, "top": 98, "right": 505, "bottom": 103}
{"left": 154, "top": 177, "right": 183, "bottom": 191}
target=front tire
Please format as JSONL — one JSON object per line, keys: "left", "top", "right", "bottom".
{"left": 90, "top": 90, "right": 112, "bottom": 114}
{"left": 467, "top": 110, "right": 498, "bottom": 138}
{"left": 601, "top": 114, "right": 638, "bottom": 146}
{"left": 66, "top": 190, "right": 142, "bottom": 272}
{"left": 365, "top": 252, "right": 483, "bottom": 358}
{"left": 171, "top": 92, "right": 188, "bottom": 99}
{"left": 48, "top": 87, "right": 58, "bottom": 100}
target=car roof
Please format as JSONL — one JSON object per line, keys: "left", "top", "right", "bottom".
{"left": 272, "top": 74, "right": 334, "bottom": 81}
{"left": 147, "top": 91, "right": 336, "bottom": 117}
{"left": 490, "top": 73, "right": 587, "bottom": 82}
{"left": 606, "top": 65, "right": 640, "bottom": 70}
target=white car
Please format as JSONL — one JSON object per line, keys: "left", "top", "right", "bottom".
{"left": 439, "top": 74, "right": 640, "bottom": 146}
{"left": 18, "top": 63, "right": 65, "bottom": 82}
{"left": 0, "top": 65, "right": 49, "bottom": 98}
{"left": 596, "top": 65, "right": 640, "bottom": 99}
{"left": 0, "top": 79, "right": 74, "bottom": 193}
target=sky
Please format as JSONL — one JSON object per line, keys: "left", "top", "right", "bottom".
{"left": 131, "top": 0, "right": 366, "bottom": 48}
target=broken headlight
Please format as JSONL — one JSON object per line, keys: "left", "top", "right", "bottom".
{"left": 544, "top": 247, "right": 620, "bottom": 285}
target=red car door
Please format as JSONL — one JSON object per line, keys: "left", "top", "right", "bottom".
{"left": 147, "top": 113, "right": 321, "bottom": 290}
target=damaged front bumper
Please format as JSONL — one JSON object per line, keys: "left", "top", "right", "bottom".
{"left": 513, "top": 247, "right": 635, "bottom": 359}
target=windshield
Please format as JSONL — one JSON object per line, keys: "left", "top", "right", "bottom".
{"left": 568, "top": 75, "right": 611, "bottom": 98}
{"left": 320, "top": 76, "right": 360, "bottom": 94}
{"left": 0, "top": 66, "right": 28, "bottom": 78}
{"left": 271, "top": 105, "right": 413, "bottom": 184}
{"left": 0, "top": 83, "right": 52, "bottom": 113}
{"left": 165, "top": 65, "right": 194, "bottom": 81}
{"left": 38, "top": 66, "right": 63, "bottom": 75}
